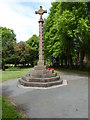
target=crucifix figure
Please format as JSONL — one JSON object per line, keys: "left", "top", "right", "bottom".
{"left": 35, "top": 6, "right": 47, "bottom": 66}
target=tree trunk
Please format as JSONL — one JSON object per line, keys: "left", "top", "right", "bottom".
{"left": 2, "top": 64, "right": 5, "bottom": 71}
{"left": 56, "top": 57, "right": 60, "bottom": 67}
{"left": 61, "top": 58, "right": 63, "bottom": 67}
{"left": 2, "top": 60, "right": 5, "bottom": 71}
{"left": 14, "top": 63, "right": 17, "bottom": 67}
{"left": 31, "top": 62, "right": 34, "bottom": 67}
{"left": 22, "top": 63, "right": 25, "bottom": 67}
{"left": 52, "top": 58, "right": 54, "bottom": 66}
{"left": 80, "top": 52, "right": 85, "bottom": 69}
{"left": 65, "top": 55, "right": 67, "bottom": 67}
{"left": 70, "top": 54, "right": 73, "bottom": 68}
{"left": 76, "top": 52, "right": 80, "bottom": 67}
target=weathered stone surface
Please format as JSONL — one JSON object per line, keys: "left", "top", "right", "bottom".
{"left": 34, "top": 65, "right": 46, "bottom": 70}
{"left": 18, "top": 6, "right": 63, "bottom": 87}
{"left": 19, "top": 78, "right": 63, "bottom": 87}
{"left": 21, "top": 75, "right": 60, "bottom": 82}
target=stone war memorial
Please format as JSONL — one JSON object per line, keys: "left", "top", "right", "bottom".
{"left": 19, "top": 6, "right": 63, "bottom": 87}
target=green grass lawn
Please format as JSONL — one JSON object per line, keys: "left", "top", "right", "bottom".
{"left": 1, "top": 67, "right": 88, "bottom": 83}
{"left": 1, "top": 96, "right": 26, "bottom": 119}
{"left": 1, "top": 67, "right": 33, "bottom": 83}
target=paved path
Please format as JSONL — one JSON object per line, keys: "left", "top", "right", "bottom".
{"left": 0, "top": 72, "right": 88, "bottom": 118}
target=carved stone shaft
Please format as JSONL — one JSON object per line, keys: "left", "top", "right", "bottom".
{"left": 35, "top": 6, "right": 47, "bottom": 66}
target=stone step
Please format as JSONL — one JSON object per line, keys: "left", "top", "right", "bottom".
{"left": 22, "top": 75, "right": 60, "bottom": 82}
{"left": 19, "top": 78, "right": 63, "bottom": 87}
{"left": 30, "top": 73, "right": 56, "bottom": 78}
{"left": 25, "top": 71, "right": 57, "bottom": 78}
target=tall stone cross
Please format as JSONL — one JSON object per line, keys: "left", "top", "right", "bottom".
{"left": 35, "top": 6, "right": 47, "bottom": 66}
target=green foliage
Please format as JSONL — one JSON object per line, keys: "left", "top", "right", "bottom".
{"left": 2, "top": 27, "right": 16, "bottom": 46}
{"left": 44, "top": 2, "right": 90, "bottom": 68}
{"left": 0, "top": 27, "right": 2, "bottom": 68}
{"left": 2, "top": 26, "right": 39, "bottom": 68}
{"left": 2, "top": 27, "right": 16, "bottom": 70}
{"left": 14, "top": 41, "right": 30, "bottom": 66}
{"left": 26, "top": 34, "right": 39, "bottom": 66}
{"left": 26, "top": 34, "right": 39, "bottom": 50}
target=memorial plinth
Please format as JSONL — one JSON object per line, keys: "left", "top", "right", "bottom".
{"left": 18, "top": 6, "right": 63, "bottom": 87}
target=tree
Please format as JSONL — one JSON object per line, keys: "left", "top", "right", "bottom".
{"left": 14, "top": 41, "right": 30, "bottom": 67}
{"left": 43, "top": 2, "right": 59, "bottom": 66}
{"left": 0, "top": 28, "right": 1, "bottom": 69}
{"left": 44, "top": 2, "right": 90, "bottom": 69}
{"left": 2, "top": 27, "right": 16, "bottom": 70}
{"left": 26, "top": 34, "right": 39, "bottom": 66}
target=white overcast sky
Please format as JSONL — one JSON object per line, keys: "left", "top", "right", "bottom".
{"left": 0, "top": 0, "right": 55, "bottom": 42}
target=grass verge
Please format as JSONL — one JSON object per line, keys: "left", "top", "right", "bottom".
{"left": 1, "top": 96, "right": 26, "bottom": 119}
{"left": 1, "top": 67, "right": 33, "bottom": 83}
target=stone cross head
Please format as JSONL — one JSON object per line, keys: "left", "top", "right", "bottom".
{"left": 35, "top": 6, "right": 47, "bottom": 20}
{"left": 35, "top": 6, "right": 47, "bottom": 15}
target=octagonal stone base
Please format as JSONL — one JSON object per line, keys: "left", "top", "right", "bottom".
{"left": 18, "top": 65, "right": 63, "bottom": 87}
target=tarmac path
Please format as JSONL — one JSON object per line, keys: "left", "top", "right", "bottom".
{"left": 0, "top": 72, "right": 88, "bottom": 118}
